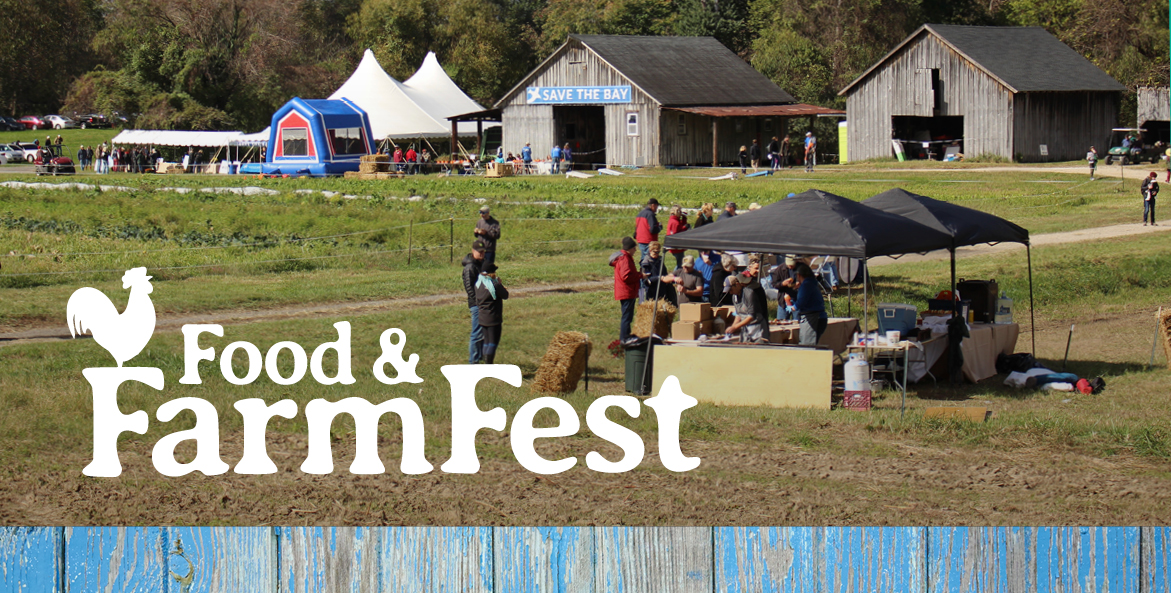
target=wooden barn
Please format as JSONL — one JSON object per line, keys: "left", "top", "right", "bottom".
{"left": 493, "top": 35, "right": 841, "bottom": 168}
{"left": 1138, "top": 86, "right": 1170, "bottom": 124}
{"left": 839, "top": 25, "right": 1126, "bottom": 162}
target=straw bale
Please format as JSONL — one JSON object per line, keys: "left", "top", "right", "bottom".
{"left": 531, "top": 332, "right": 592, "bottom": 393}
{"left": 633, "top": 299, "right": 677, "bottom": 338}
{"left": 343, "top": 171, "right": 361, "bottom": 178}
{"left": 1160, "top": 309, "right": 1171, "bottom": 370}
{"left": 361, "top": 154, "right": 390, "bottom": 163}
{"left": 359, "top": 162, "right": 382, "bottom": 174}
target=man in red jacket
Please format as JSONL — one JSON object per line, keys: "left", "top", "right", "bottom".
{"left": 634, "top": 198, "right": 661, "bottom": 263}
{"left": 611, "top": 236, "right": 644, "bottom": 343}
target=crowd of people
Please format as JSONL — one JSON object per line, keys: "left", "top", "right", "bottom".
{"left": 737, "top": 132, "right": 818, "bottom": 174}
{"left": 614, "top": 198, "right": 835, "bottom": 348}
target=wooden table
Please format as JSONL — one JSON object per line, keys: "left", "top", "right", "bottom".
{"left": 845, "top": 342, "right": 911, "bottom": 415}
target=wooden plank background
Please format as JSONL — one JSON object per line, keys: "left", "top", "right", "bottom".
{"left": 2, "top": 527, "right": 1166, "bottom": 592}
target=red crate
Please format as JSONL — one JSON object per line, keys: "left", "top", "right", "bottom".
{"left": 843, "top": 390, "right": 872, "bottom": 411}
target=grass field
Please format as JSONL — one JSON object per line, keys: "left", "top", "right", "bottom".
{"left": 0, "top": 165, "right": 1168, "bottom": 525}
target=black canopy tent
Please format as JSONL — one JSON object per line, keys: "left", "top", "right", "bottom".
{"left": 862, "top": 188, "right": 1034, "bottom": 354}
{"left": 663, "top": 189, "right": 956, "bottom": 341}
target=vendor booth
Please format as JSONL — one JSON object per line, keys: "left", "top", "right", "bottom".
{"left": 659, "top": 188, "right": 1031, "bottom": 410}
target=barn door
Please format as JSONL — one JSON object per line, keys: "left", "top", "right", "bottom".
{"left": 912, "top": 69, "right": 934, "bottom": 117}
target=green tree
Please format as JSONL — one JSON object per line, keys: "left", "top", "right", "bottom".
{"left": 0, "top": 0, "right": 101, "bottom": 115}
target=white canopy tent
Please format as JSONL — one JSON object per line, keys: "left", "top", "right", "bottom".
{"left": 110, "top": 130, "right": 244, "bottom": 147}
{"left": 330, "top": 49, "right": 489, "bottom": 140}
{"left": 230, "top": 127, "right": 270, "bottom": 146}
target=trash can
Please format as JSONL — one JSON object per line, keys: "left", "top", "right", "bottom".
{"left": 623, "top": 338, "right": 658, "bottom": 395}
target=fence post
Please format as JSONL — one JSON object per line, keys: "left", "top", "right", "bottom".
{"left": 408, "top": 221, "right": 413, "bottom": 265}
{"left": 450, "top": 218, "right": 454, "bottom": 264}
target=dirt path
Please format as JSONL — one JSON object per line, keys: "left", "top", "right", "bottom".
{"left": 883, "top": 165, "right": 1166, "bottom": 180}
{"left": 3, "top": 222, "right": 1168, "bottom": 346}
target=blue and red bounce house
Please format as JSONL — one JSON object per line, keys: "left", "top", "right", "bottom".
{"left": 243, "top": 97, "right": 374, "bottom": 176}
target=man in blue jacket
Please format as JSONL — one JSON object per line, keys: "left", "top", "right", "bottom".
{"left": 794, "top": 263, "right": 827, "bottom": 345}
{"left": 521, "top": 142, "right": 533, "bottom": 173}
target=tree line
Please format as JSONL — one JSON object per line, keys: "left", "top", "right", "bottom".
{"left": 0, "top": 0, "right": 1165, "bottom": 132}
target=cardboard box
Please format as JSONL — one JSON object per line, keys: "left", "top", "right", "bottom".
{"left": 679, "top": 302, "right": 712, "bottom": 322}
{"left": 713, "top": 306, "right": 735, "bottom": 323}
{"left": 843, "top": 390, "right": 872, "bottom": 410}
{"left": 671, "top": 321, "right": 700, "bottom": 340}
{"left": 769, "top": 326, "right": 799, "bottom": 344}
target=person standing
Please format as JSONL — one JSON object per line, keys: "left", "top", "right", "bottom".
{"left": 694, "top": 203, "right": 715, "bottom": 228}
{"left": 768, "top": 136, "right": 780, "bottom": 170}
{"left": 1165, "top": 146, "right": 1170, "bottom": 182}
{"left": 462, "top": 240, "right": 487, "bottom": 363}
{"left": 392, "top": 146, "right": 404, "bottom": 172}
{"left": 724, "top": 273, "right": 770, "bottom": 343}
{"left": 550, "top": 144, "right": 562, "bottom": 174}
{"left": 672, "top": 255, "right": 705, "bottom": 304}
{"left": 474, "top": 205, "right": 501, "bottom": 265}
{"left": 749, "top": 139, "right": 761, "bottom": 172}
{"left": 770, "top": 256, "right": 800, "bottom": 320}
{"left": 562, "top": 143, "right": 573, "bottom": 171}
{"left": 738, "top": 145, "right": 748, "bottom": 174}
{"left": 641, "top": 241, "right": 677, "bottom": 306}
{"left": 611, "top": 237, "right": 644, "bottom": 343}
{"left": 475, "top": 263, "right": 509, "bottom": 364}
{"left": 794, "top": 263, "right": 827, "bottom": 345}
{"left": 634, "top": 198, "right": 661, "bottom": 262}
{"left": 405, "top": 145, "right": 418, "bottom": 174}
{"left": 665, "top": 204, "right": 689, "bottom": 270}
{"left": 804, "top": 131, "right": 817, "bottom": 172}
{"left": 521, "top": 142, "right": 532, "bottom": 174}
{"left": 781, "top": 134, "right": 792, "bottom": 169}
{"left": 692, "top": 249, "right": 718, "bottom": 302}
{"left": 1142, "top": 171, "right": 1159, "bottom": 226}
{"left": 720, "top": 201, "right": 737, "bottom": 220}
{"left": 1087, "top": 146, "right": 1098, "bottom": 180}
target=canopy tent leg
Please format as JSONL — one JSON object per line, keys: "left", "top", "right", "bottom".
{"left": 476, "top": 120, "right": 483, "bottom": 159}
{"left": 711, "top": 118, "right": 718, "bottom": 168}
{"left": 639, "top": 255, "right": 668, "bottom": 395}
{"left": 1028, "top": 243, "right": 1036, "bottom": 356}
{"left": 863, "top": 260, "right": 870, "bottom": 341}
{"left": 451, "top": 121, "right": 458, "bottom": 162}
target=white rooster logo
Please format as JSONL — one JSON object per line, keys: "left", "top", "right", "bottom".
{"left": 66, "top": 267, "right": 157, "bottom": 367}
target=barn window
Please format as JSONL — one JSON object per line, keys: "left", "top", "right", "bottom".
{"left": 764, "top": 118, "right": 773, "bottom": 133}
{"left": 282, "top": 128, "right": 308, "bottom": 156}
{"left": 677, "top": 114, "right": 687, "bottom": 135}
{"left": 329, "top": 127, "right": 366, "bottom": 155}
{"left": 627, "top": 112, "right": 639, "bottom": 136}
{"left": 931, "top": 69, "right": 942, "bottom": 111}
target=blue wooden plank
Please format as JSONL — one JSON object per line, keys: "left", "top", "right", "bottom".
{"left": 380, "top": 527, "right": 493, "bottom": 593}
{"left": 928, "top": 527, "right": 1027, "bottom": 593}
{"left": 714, "top": 527, "right": 820, "bottom": 593}
{"left": 1032, "top": 527, "right": 1139, "bottom": 593}
{"left": 1145, "top": 527, "right": 1171, "bottom": 593}
{"left": 65, "top": 527, "right": 166, "bottom": 593}
{"left": 279, "top": 527, "right": 379, "bottom": 593}
{"left": 596, "top": 527, "right": 712, "bottom": 593}
{"left": 166, "top": 527, "right": 275, "bottom": 593}
{"left": 0, "top": 527, "right": 63, "bottom": 593}
{"left": 825, "top": 527, "right": 924, "bottom": 593}
{"left": 494, "top": 527, "right": 593, "bottom": 593}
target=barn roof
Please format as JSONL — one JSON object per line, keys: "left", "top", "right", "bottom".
{"left": 840, "top": 25, "right": 1126, "bottom": 95}
{"left": 497, "top": 35, "right": 796, "bottom": 108}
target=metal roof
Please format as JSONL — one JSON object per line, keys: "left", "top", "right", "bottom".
{"left": 840, "top": 25, "right": 1126, "bottom": 95}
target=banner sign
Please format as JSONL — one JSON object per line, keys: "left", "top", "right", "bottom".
{"left": 526, "top": 86, "right": 632, "bottom": 104}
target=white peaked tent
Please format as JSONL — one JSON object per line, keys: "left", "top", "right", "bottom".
{"left": 330, "top": 49, "right": 486, "bottom": 140}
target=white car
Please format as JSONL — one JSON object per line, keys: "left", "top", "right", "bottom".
{"left": 43, "top": 115, "right": 76, "bottom": 129}
{"left": 0, "top": 143, "right": 32, "bottom": 163}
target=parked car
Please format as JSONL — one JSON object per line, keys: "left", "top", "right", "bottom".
{"left": 76, "top": 114, "right": 110, "bottom": 129}
{"left": 0, "top": 143, "right": 26, "bottom": 163}
{"left": 18, "top": 116, "right": 46, "bottom": 130}
{"left": 0, "top": 116, "right": 23, "bottom": 131}
{"left": 9, "top": 142, "right": 40, "bottom": 163}
{"left": 34, "top": 144, "right": 75, "bottom": 175}
{"left": 43, "top": 115, "right": 76, "bottom": 129}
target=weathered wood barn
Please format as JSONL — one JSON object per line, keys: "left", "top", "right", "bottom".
{"left": 1138, "top": 86, "right": 1170, "bottom": 124}
{"left": 493, "top": 35, "right": 841, "bottom": 167}
{"left": 839, "top": 25, "right": 1126, "bottom": 162}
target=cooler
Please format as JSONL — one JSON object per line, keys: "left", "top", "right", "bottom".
{"left": 877, "top": 303, "right": 917, "bottom": 334}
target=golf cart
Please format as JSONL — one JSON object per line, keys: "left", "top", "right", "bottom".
{"left": 34, "top": 144, "right": 75, "bottom": 175}
{"left": 1105, "top": 125, "right": 1169, "bottom": 165}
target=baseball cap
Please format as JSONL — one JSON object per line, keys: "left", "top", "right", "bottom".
{"left": 621, "top": 236, "right": 636, "bottom": 251}
{"left": 682, "top": 255, "right": 695, "bottom": 266}
{"left": 729, "top": 273, "right": 753, "bottom": 286}
{"left": 785, "top": 256, "right": 797, "bottom": 266}
{"left": 472, "top": 239, "right": 486, "bottom": 252}
{"left": 479, "top": 205, "right": 490, "bottom": 213}
{"left": 648, "top": 198, "right": 659, "bottom": 206}
{"left": 805, "top": 131, "right": 812, "bottom": 136}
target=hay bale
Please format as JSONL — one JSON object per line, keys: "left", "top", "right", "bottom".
{"left": 1160, "top": 308, "right": 1171, "bottom": 370}
{"left": 361, "top": 154, "right": 389, "bottom": 163}
{"left": 532, "top": 332, "right": 592, "bottom": 393}
{"left": 633, "top": 299, "right": 677, "bottom": 338}
{"left": 359, "top": 162, "right": 381, "bottom": 174}
{"left": 343, "top": 171, "right": 361, "bottom": 178}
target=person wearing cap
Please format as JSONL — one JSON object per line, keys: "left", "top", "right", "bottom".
{"left": 793, "top": 263, "right": 827, "bottom": 345}
{"left": 720, "top": 202, "right": 737, "bottom": 220}
{"left": 474, "top": 262, "right": 509, "bottom": 364}
{"left": 521, "top": 142, "right": 533, "bottom": 173}
{"left": 724, "top": 273, "right": 770, "bottom": 343}
{"left": 462, "top": 240, "right": 487, "bottom": 363}
{"left": 673, "top": 255, "right": 704, "bottom": 304}
{"left": 804, "top": 131, "right": 817, "bottom": 172}
{"left": 770, "top": 256, "right": 800, "bottom": 320}
{"left": 611, "top": 237, "right": 645, "bottom": 343}
{"left": 634, "top": 198, "right": 662, "bottom": 262}
{"left": 474, "top": 205, "right": 501, "bottom": 265}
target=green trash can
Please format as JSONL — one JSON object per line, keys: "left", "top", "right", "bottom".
{"left": 623, "top": 339, "right": 655, "bottom": 395}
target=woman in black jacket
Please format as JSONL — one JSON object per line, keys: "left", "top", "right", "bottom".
{"left": 474, "top": 263, "right": 509, "bottom": 364}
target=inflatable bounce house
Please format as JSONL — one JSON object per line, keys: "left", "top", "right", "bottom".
{"left": 240, "top": 97, "right": 374, "bottom": 176}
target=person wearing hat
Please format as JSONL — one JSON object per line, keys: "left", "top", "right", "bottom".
{"left": 724, "top": 273, "right": 770, "bottom": 343}
{"left": 793, "top": 263, "right": 827, "bottom": 345}
{"left": 474, "top": 262, "right": 509, "bottom": 364}
{"left": 611, "top": 236, "right": 645, "bottom": 343}
{"left": 804, "top": 131, "right": 817, "bottom": 172}
{"left": 672, "top": 255, "right": 704, "bottom": 304}
{"left": 770, "top": 256, "right": 800, "bottom": 320}
{"left": 521, "top": 142, "right": 533, "bottom": 173}
{"left": 462, "top": 239, "right": 487, "bottom": 363}
{"left": 640, "top": 241, "right": 677, "bottom": 306}
{"left": 474, "top": 205, "right": 501, "bottom": 265}
{"left": 634, "top": 198, "right": 661, "bottom": 262}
